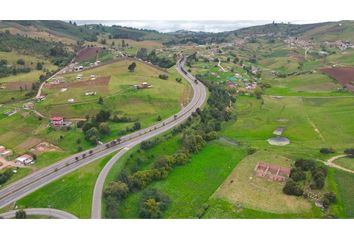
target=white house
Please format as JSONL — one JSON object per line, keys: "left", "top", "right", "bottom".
{"left": 15, "top": 154, "right": 34, "bottom": 165}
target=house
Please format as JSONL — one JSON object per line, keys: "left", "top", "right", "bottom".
{"left": 0, "top": 146, "right": 5, "bottom": 153}
{"left": 15, "top": 154, "right": 34, "bottom": 165}
{"left": 50, "top": 116, "right": 64, "bottom": 127}
{"left": 0, "top": 150, "right": 13, "bottom": 157}
{"left": 68, "top": 98, "right": 75, "bottom": 103}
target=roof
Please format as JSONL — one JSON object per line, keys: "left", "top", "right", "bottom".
{"left": 16, "top": 154, "right": 33, "bottom": 162}
{"left": 51, "top": 116, "right": 63, "bottom": 121}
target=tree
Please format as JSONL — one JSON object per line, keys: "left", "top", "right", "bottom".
{"left": 128, "top": 62, "right": 137, "bottom": 72}
{"left": 136, "top": 48, "right": 148, "bottom": 61}
{"left": 139, "top": 188, "right": 170, "bottom": 219}
{"left": 104, "top": 181, "right": 129, "bottom": 201}
{"left": 283, "top": 179, "right": 304, "bottom": 196}
{"left": 158, "top": 74, "right": 168, "bottom": 80}
{"left": 99, "top": 122, "right": 111, "bottom": 135}
{"left": 36, "top": 62, "right": 43, "bottom": 70}
{"left": 156, "top": 115, "right": 162, "bottom": 121}
{"left": 85, "top": 127, "right": 100, "bottom": 144}
{"left": 17, "top": 59, "right": 25, "bottom": 65}
{"left": 15, "top": 209, "right": 27, "bottom": 219}
{"left": 132, "top": 122, "right": 141, "bottom": 131}
{"left": 97, "top": 96, "right": 104, "bottom": 105}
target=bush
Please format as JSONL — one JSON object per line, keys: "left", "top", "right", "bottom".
{"left": 17, "top": 59, "right": 25, "bottom": 65}
{"left": 15, "top": 209, "right": 27, "bottom": 219}
{"left": 158, "top": 74, "right": 168, "bottom": 80}
{"left": 320, "top": 148, "right": 335, "bottom": 154}
{"left": 139, "top": 188, "right": 170, "bottom": 219}
{"left": 104, "top": 181, "right": 129, "bottom": 201}
{"left": 283, "top": 179, "right": 304, "bottom": 196}
{"left": 290, "top": 168, "right": 306, "bottom": 182}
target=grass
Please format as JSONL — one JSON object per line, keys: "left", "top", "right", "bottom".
{"left": 118, "top": 141, "right": 247, "bottom": 218}
{"left": 334, "top": 170, "right": 354, "bottom": 218}
{"left": 334, "top": 157, "right": 354, "bottom": 171}
{"left": 203, "top": 198, "right": 322, "bottom": 219}
{"left": 16, "top": 152, "right": 116, "bottom": 218}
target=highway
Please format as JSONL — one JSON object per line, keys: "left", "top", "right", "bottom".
{"left": 0, "top": 57, "right": 207, "bottom": 213}
{"left": 0, "top": 208, "right": 78, "bottom": 219}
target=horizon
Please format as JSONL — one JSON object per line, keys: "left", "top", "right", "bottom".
{"left": 75, "top": 20, "right": 327, "bottom": 33}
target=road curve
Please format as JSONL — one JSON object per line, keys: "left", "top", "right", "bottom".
{"left": 0, "top": 57, "right": 207, "bottom": 213}
{"left": 91, "top": 57, "right": 207, "bottom": 218}
{"left": 0, "top": 208, "right": 78, "bottom": 219}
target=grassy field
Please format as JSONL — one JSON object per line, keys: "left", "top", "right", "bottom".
{"left": 213, "top": 151, "right": 312, "bottom": 214}
{"left": 38, "top": 60, "right": 190, "bottom": 120}
{"left": 117, "top": 141, "right": 247, "bottom": 218}
{"left": 16, "top": 152, "right": 116, "bottom": 218}
{"left": 334, "top": 170, "right": 354, "bottom": 218}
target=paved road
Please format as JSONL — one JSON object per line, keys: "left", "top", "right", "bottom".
{"left": 90, "top": 57, "right": 207, "bottom": 218}
{"left": 0, "top": 57, "right": 207, "bottom": 213}
{"left": 0, "top": 208, "right": 78, "bottom": 219}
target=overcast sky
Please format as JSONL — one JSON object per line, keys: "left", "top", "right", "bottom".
{"left": 75, "top": 20, "right": 325, "bottom": 33}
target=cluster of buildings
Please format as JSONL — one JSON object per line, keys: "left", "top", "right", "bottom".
{"left": 0, "top": 146, "right": 34, "bottom": 166}
{"left": 284, "top": 37, "right": 313, "bottom": 49}
{"left": 324, "top": 40, "right": 354, "bottom": 51}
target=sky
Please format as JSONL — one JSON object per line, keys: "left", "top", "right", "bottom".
{"left": 75, "top": 20, "right": 325, "bottom": 33}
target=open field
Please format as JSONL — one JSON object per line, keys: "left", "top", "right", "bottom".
{"left": 213, "top": 151, "right": 312, "bottom": 214}
{"left": 118, "top": 141, "right": 247, "bottom": 218}
{"left": 16, "top": 152, "right": 115, "bottom": 218}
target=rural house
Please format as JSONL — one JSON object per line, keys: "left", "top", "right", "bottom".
{"left": 15, "top": 154, "right": 34, "bottom": 165}
{"left": 50, "top": 116, "right": 64, "bottom": 127}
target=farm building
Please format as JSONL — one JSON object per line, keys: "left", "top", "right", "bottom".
{"left": 50, "top": 116, "right": 64, "bottom": 127}
{"left": 15, "top": 154, "right": 34, "bottom": 165}
{"left": 254, "top": 162, "right": 290, "bottom": 182}
{"left": 0, "top": 146, "right": 13, "bottom": 157}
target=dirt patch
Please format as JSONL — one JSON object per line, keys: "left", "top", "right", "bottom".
{"left": 29, "top": 141, "right": 61, "bottom": 154}
{"left": 288, "top": 52, "right": 304, "bottom": 62}
{"left": 0, "top": 81, "right": 36, "bottom": 91}
{"left": 320, "top": 67, "right": 354, "bottom": 91}
{"left": 15, "top": 137, "right": 42, "bottom": 152}
{"left": 75, "top": 47, "right": 102, "bottom": 62}
{"left": 44, "top": 76, "right": 111, "bottom": 89}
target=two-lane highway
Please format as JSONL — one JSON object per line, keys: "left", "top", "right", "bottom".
{"left": 0, "top": 57, "right": 207, "bottom": 211}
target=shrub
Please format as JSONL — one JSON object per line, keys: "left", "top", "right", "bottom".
{"left": 320, "top": 148, "right": 335, "bottom": 154}
{"left": 139, "top": 188, "right": 170, "bottom": 219}
{"left": 283, "top": 179, "right": 304, "bottom": 196}
{"left": 158, "top": 74, "right": 168, "bottom": 80}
